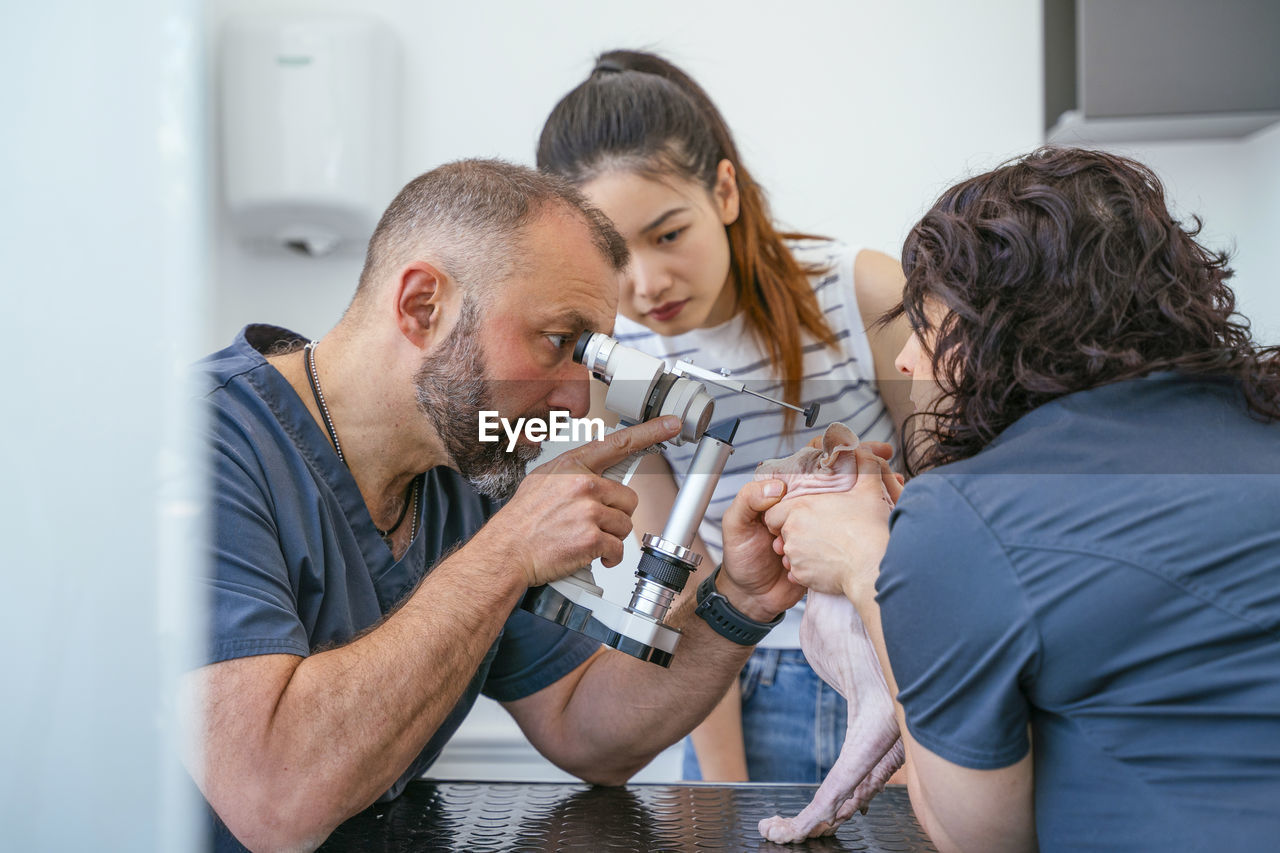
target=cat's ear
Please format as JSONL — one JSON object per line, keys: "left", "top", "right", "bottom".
{"left": 819, "top": 422, "right": 859, "bottom": 468}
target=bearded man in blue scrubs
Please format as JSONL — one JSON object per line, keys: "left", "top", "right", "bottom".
{"left": 185, "top": 160, "right": 804, "bottom": 853}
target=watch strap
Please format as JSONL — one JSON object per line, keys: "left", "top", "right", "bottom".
{"left": 694, "top": 565, "right": 783, "bottom": 646}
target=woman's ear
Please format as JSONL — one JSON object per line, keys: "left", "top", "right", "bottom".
{"left": 714, "top": 159, "right": 741, "bottom": 226}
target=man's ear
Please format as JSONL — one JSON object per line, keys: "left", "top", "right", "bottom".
{"left": 714, "top": 159, "right": 741, "bottom": 227}
{"left": 395, "top": 261, "right": 453, "bottom": 347}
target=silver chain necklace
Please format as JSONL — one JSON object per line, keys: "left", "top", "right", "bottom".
{"left": 304, "top": 341, "right": 420, "bottom": 543}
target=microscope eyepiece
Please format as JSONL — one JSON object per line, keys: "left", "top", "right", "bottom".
{"left": 573, "top": 330, "right": 594, "bottom": 364}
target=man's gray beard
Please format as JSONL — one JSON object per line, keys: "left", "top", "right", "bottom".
{"left": 413, "top": 308, "right": 540, "bottom": 502}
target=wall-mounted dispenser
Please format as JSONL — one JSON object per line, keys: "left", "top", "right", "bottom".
{"left": 220, "top": 15, "right": 400, "bottom": 256}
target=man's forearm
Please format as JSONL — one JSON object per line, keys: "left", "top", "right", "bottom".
{"left": 280, "top": 552, "right": 524, "bottom": 799}
{"left": 197, "top": 544, "right": 525, "bottom": 850}
{"left": 545, "top": 592, "right": 757, "bottom": 784}
{"left": 512, "top": 474, "right": 799, "bottom": 787}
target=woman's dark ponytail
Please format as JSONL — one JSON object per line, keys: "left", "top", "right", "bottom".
{"left": 539, "top": 49, "right": 839, "bottom": 433}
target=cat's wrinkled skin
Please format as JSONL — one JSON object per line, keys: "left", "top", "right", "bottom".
{"left": 754, "top": 423, "right": 905, "bottom": 844}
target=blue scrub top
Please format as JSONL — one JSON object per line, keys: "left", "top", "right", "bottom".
{"left": 877, "top": 373, "right": 1280, "bottom": 852}
{"left": 196, "top": 325, "right": 599, "bottom": 805}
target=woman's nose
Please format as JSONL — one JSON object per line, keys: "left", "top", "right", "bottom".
{"left": 628, "top": 257, "right": 669, "bottom": 305}
{"left": 895, "top": 334, "right": 918, "bottom": 376}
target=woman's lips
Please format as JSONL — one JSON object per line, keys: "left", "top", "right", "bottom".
{"left": 647, "top": 299, "right": 689, "bottom": 322}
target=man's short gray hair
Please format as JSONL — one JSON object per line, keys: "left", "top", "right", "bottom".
{"left": 354, "top": 159, "right": 628, "bottom": 307}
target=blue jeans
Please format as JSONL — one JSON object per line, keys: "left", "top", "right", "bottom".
{"left": 682, "top": 648, "right": 848, "bottom": 782}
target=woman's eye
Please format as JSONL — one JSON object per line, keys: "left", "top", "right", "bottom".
{"left": 657, "top": 227, "right": 684, "bottom": 245}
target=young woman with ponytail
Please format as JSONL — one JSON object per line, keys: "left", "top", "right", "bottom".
{"left": 537, "top": 49, "right": 913, "bottom": 783}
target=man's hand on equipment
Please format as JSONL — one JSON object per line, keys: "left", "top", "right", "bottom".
{"left": 474, "top": 415, "right": 683, "bottom": 588}
{"left": 713, "top": 479, "right": 803, "bottom": 624}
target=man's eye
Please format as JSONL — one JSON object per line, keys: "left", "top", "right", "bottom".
{"left": 546, "top": 334, "right": 568, "bottom": 349}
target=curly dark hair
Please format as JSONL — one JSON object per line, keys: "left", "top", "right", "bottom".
{"left": 889, "top": 146, "right": 1280, "bottom": 474}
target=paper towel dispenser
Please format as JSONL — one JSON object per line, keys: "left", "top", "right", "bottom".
{"left": 220, "top": 14, "right": 400, "bottom": 256}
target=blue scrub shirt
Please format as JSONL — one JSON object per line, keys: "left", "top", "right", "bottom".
{"left": 878, "top": 373, "right": 1280, "bottom": 852}
{"left": 197, "top": 325, "right": 599, "bottom": 805}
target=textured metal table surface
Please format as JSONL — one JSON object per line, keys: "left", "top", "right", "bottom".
{"left": 319, "top": 781, "right": 937, "bottom": 852}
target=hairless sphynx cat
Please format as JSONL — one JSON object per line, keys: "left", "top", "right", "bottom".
{"left": 754, "top": 423, "right": 905, "bottom": 844}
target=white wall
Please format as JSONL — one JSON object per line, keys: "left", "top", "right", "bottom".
{"left": 206, "top": 0, "right": 1279, "bottom": 349}
{"left": 205, "top": 0, "right": 1045, "bottom": 347}
{"left": 0, "top": 1, "right": 207, "bottom": 850}
{"left": 1091, "top": 122, "right": 1280, "bottom": 345}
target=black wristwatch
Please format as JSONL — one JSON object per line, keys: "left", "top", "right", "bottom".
{"left": 694, "top": 565, "right": 784, "bottom": 646}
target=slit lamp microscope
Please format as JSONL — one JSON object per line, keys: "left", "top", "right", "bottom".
{"left": 520, "top": 331, "right": 819, "bottom": 667}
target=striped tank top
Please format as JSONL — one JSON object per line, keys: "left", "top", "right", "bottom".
{"left": 611, "top": 239, "right": 897, "bottom": 648}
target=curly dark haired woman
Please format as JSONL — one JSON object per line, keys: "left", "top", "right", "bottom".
{"left": 894, "top": 145, "right": 1279, "bottom": 474}
{"left": 765, "top": 147, "right": 1280, "bottom": 852}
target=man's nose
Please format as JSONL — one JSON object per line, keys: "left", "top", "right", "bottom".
{"left": 547, "top": 364, "right": 592, "bottom": 420}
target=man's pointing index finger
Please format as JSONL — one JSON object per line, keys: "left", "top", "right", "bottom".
{"left": 569, "top": 415, "right": 683, "bottom": 474}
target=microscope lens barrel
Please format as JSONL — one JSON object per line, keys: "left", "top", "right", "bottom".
{"left": 662, "top": 433, "right": 735, "bottom": 546}
{"left": 628, "top": 579, "right": 679, "bottom": 623}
